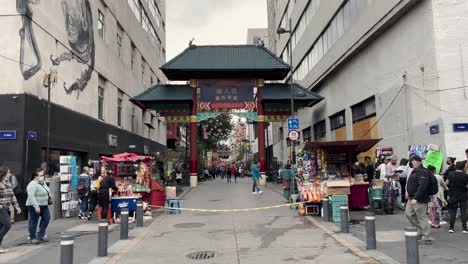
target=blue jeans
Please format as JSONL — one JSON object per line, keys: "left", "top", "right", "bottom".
{"left": 27, "top": 206, "right": 50, "bottom": 240}
{"left": 252, "top": 178, "right": 260, "bottom": 193}
{"left": 80, "top": 195, "right": 89, "bottom": 213}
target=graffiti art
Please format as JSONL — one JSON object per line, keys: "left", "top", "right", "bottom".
{"left": 50, "top": 0, "right": 95, "bottom": 97}
{"left": 17, "top": 0, "right": 42, "bottom": 80}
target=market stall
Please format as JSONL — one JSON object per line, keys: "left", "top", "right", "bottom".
{"left": 296, "top": 139, "right": 381, "bottom": 219}
{"left": 101, "top": 153, "right": 155, "bottom": 220}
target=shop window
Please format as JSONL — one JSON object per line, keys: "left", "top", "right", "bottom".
{"left": 352, "top": 96, "right": 376, "bottom": 123}
{"left": 330, "top": 110, "right": 346, "bottom": 130}
{"left": 302, "top": 127, "right": 312, "bottom": 142}
{"left": 314, "top": 120, "right": 326, "bottom": 140}
{"left": 98, "top": 10, "right": 105, "bottom": 39}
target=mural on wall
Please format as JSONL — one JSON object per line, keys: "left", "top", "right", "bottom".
{"left": 17, "top": 0, "right": 42, "bottom": 80}
{"left": 50, "top": 0, "right": 95, "bottom": 98}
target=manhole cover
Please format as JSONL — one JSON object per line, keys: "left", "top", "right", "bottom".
{"left": 186, "top": 251, "right": 217, "bottom": 260}
{"left": 173, "top": 223, "right": 206, "bottom": 228}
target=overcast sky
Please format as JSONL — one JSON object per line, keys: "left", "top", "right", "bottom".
{"left": 166, "top": 0, "right": 268, "bottom": 61}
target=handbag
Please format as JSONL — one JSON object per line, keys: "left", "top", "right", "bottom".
{"left": 40, "top": 184, "right": 53, "bottom": 205}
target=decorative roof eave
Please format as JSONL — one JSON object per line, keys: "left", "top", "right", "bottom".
{"left": 261, "top": 83, "right": 324, "bottom": 107}
{"left": 130, "top": 84, "right": 193, "bottom": 110}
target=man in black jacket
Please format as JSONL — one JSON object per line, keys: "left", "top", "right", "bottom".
{"left": 405, "top": 155, "right": 433, "bottom": 244}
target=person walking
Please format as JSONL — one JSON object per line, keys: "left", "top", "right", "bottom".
{"left": 98, "top": 169, "right": 117, "bottom": 222}
{"left": 405, "top": 156, "right": 433, "bottom": 244}
{"left": 78, "top": 167, "right": 91, "bottom": 219}
{"left": 251, "top": 162, "right": 263, "bottom": 195}
{"left": 0, "top": 167, "right": 21, "bottom": 253}
{"left": 226, "top": 166, "right": 232, "bottom": 183}
{"left": 364, "top": 156, "right": 375, "bottom": 183}
{"left": 230, "top": 164, "right": 237, "bottom": 183}
{"left": 446, "top": 161, "right": 468, "bottom": 233}
{"left": 427, "top": 165, "right": 448, "bottom": 228}
{"left": 5, "top": 170, "right": 20, "bottom": 224}
{"left": 386, "top": 155, "right": 403, "bottom": 208}
{"left": 87, "top": 167, "right": 101, "bottom": 220}
{"left": 397, "top": 158, "right": 409, "bottom": 206}
{"left": 26, "top": 168, "right": 51, "bottom": 244}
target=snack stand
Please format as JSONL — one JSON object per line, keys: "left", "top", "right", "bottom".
{"left": 297, "top": 139, "right": 381, "bottom": 218}
{"left": 101, "top": 153, "right": 154, "bottom": 219}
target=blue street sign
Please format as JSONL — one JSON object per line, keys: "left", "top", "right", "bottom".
{"left": 27, "top": 131, "right": 38, "bottom": 141}
{"left": 287, "top": 118, "right": 300, "bottom": 130}
{"left": 0, "top": 131, "right": 16, "bottom": 140}
{"left": 429, "top": 125, "right": 439, "bottom": 135}
{"left": 453, "top": 123, "right": 468, "bottom": 132}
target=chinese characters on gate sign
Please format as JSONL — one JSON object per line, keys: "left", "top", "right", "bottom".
{"left": 215, "top": 87, "right": 238, "bottom": 101}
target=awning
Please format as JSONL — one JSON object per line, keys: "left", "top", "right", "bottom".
{"left": 304, "top": 139, "right": 382, "bottom": 153}
{"left": 101, "top": 152, "right": 154, "bottom": 163}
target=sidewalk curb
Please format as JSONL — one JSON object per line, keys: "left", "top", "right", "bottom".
{"left": 267, "top": 184, "right": 400, "bottom": 264}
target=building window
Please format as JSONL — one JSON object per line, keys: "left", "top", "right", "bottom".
{"left": 131, "top": 42, "right": 136, "bottom": 70}
{"left": 117, "top": 90, "right": 123, "bottom": 127}
{"left": 128, "top": 0, "right": 141, "bottom": 23}
{"left": 116, "top": 23, "right": 123, "bottom": 57}
{"left": 150, "top": 115, "right": 154, "bottom": 140}
{"left": 141, "top": 58, "right": 146, "bottom": 82}
{"left": 150, "top": 76, "right": 154, "bottom": 85}
{"left": 98, "top": 76, "right": 106, "bottom": 120}
{"left": 98, "top": 10, "right": 105, "bottom": 39}
{"left": 352, "top": 96, "right": 376, "bottom": 123}
{"left": 314, "top": 120, "right": 326, "bottom": 140}
{"left": 302, "top": 127, "right": 312, "bottom": 142}
{"left": 131, "top": 107, "right": 136, "bottom": 132}
{"left": 330, "top": 111, "right": 346, "bottom": 130}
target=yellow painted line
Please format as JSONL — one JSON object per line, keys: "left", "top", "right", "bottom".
{"left": 150, "top": 202, "right": 304, "bottom": 212}
{"left": 305, "top": 216, "right": 381, "bottom": 264}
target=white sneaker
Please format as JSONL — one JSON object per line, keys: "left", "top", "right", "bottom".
{"left": 440, "top": 221, "right": 447, "bottom": 225}
{"left": 252, "top": 192, "right": 258, "bottom": 194}
{"left": 258, "top": 191, "right": 263, "bottom": 195}
{"left": 449, "top": 230, "right": 454, "bottom": 233}
{"left": 0, "top": 247, "right": 10, "bottom": 253}
{"left": 462, "top": 230, "right": 468, "bottom": 234}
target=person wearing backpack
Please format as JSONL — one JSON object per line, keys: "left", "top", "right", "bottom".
{"left": 405, "top": 155, "right": 434, "bottom": 245}
{"left": 78, "top": 167, "right": 91, "bottom": 219}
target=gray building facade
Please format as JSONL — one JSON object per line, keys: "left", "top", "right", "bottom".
{"left": 0, "top": 0, "right": 167, "bottom": 200}
{"left": 268, "top": 0, "right": 468, "bottom": 164}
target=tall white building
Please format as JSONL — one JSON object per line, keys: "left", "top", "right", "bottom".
{"left": 268, "top": 0, "right": 468, "bottom": 164}
{"left": 0, "top": 1, "right": 167, "bottom": 186}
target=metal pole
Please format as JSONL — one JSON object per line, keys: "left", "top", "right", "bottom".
{"left": 120, "top": 208, "right": 129, "bottom": 240}
{"left": 340, "top": 205, "right": 349, "bottom": 233}
{"left": 98, "top": 219, "right": 108, "bottom": 257}
{"left": 60, "top": 235, "right": 74, "bottom": 264}
{"left": 288, "top": 18, "right": 295, "bottom": 165}
{"left": 405, "top": 227, "right": 419, "bottom": 264}
{"left": 136, "top": 202, "right": 144, "bottom": 227}
{"left": 321, "top": 198, "right": 330, "bottom": 222}
{"left": 46, "top": 74, "right": 51, "bottom": 172}
{"left": 365, "top": 214, "right": 377, "bottom": 250}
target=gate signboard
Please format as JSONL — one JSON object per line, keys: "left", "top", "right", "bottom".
{"left": 199, "top": 79, "right": 254, "bottom": 110}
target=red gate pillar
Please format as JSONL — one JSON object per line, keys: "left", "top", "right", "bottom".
{"left": 189, "top": 80, "right": 198, "bottom": 187}
{"left": 256, "top": 79, "right": 267, "bottom": 186}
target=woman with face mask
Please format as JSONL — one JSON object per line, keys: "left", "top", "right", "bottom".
{"left": 26, "top": 168, "right": 51, "bottom": 244}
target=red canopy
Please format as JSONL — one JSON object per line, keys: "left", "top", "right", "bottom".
{"left": 101, "top": 152, "right": 153, "bottom": 163}
{"left": 304, "top": 139, "right": 382, "bottom": 153}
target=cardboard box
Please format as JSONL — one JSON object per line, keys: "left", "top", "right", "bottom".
{"left": 325, "top": 180, "right": 351, "bottom": 195}
{"left": 165, "top": 186, "right": 177, "bottom": 199}
{"left": 371, "top": 179, "right": 384, "bottom": 188}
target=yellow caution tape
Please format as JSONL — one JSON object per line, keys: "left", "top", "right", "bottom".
{"left": 150, "top": 202, "right": 305, "bottom": 212}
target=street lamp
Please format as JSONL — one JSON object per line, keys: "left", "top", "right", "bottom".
{"left": 277, "top": 19, "right": 296, "bottom": 165}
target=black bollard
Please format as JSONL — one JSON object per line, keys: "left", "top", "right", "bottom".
{"left": 60, "top": 235, "right": 74, "bottom": 264}
{"left": 340, "top": 205, "right": 349, "bottom": 233}
{"left": 365, "top": 214, "right": 377, "bottom": 250}
{"left": 405, "top": 227, "right": 419, "bottom": 264}
{"left": 322, "top": 198, "right": 330, "bottom": 221}
{"left": 136, "top": 202, "right": 144, "bottom": 228}
{"left": 98, "top": 219, "right": 108, "bottom": 257}
{"left": 120, "top": 208, "right": 129, "bottom": 240}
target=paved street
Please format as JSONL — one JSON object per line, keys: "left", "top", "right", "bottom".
{"left": 101, "top": 178, "right": 373, "bottom": 264}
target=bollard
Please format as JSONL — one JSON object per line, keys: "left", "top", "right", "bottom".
{"left": 321, "top": 198, "right": 330, "bottom": 221}
{"left": 365, "top": 214, "right": 377, "bottom": 250}
{"left": 120, "top": 208, "right": 129, "bottom": 240}
{"left": 98, "top": 219, "right": 108, "bottom": 257}
{"left": 136, "top": 202, "right": 144, "bottom": 228}
{"left": 405, "top": 227, "right": 419, "bottom": 264}
{"left": 60, "top": 235, "right": 74, "bottom": 264}
{"left": 340, "top": 205, "right": 349, "bottom": 233}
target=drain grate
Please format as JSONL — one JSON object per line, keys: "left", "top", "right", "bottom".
{"left": 186, "top": 251, "right": 217, "bottom": 260}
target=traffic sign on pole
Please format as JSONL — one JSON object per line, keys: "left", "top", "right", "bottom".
{"left": 287, "top": 118, "right": 299, "bottom": 130}
{"left": 288, "top": 130, "right": 300, "bottom": 141}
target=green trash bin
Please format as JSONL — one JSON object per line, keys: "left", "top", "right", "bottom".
{"left": 368, "top": 188, "right": 384, "bottom": 209}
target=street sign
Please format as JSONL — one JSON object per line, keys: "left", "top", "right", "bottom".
{"left": 288, "top": 130, "right": 300, "bottom": 141}
{"left": 287, "top": 118, "right": 299, "bottom": 130}
{"left": 429, "top": 125, "right": 439, "bottom": 135}
{"left": 0, "top": 131, "right": 16, "bottom": 140}
{"left": 453, "top": 123, "right": 468, "bottom": 132}
{"left": 27, "top": 131, "right": 37, "bottom": 141}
